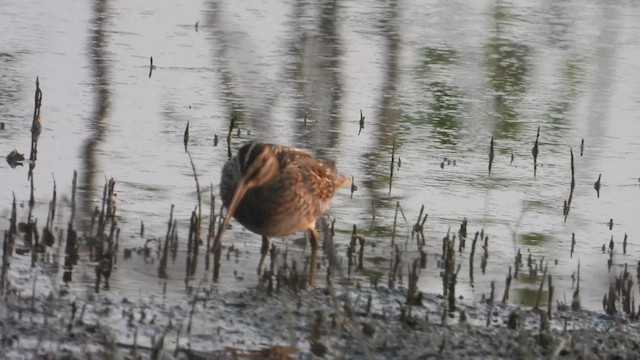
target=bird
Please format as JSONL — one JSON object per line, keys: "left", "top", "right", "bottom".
{"left": 214, "top": 141, "right": 350, "bottom": 286}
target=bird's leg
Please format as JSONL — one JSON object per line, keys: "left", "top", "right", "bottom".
{"left": 257, "top": 235, "right": 270, "bottom": 275}
{"left": 308, "top": 228, "right": 320, "bottom": 286}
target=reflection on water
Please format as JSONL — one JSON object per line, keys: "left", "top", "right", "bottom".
{"left": 79, "top": 0, "right": 112, "bottom": 230}
{"left": 1, "top": 0, "right": 640, "bottom": 312}
{"left": 487, "top": 4, "right": 530, "bottom": 137}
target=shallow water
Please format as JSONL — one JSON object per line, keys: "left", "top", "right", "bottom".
{"left": 2, "top": 0, "right": 640, "bottom": 311}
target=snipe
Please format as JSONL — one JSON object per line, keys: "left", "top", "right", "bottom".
{"left": 213, "top": 142, "right": 350, "bottom": 285}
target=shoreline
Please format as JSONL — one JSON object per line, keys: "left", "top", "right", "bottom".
{"left": 1, "top": 254, "right": 639, "bottom": 359}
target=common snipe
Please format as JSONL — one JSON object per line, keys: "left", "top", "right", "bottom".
{"left": 214, "top": 141, "right": 350, "bottom": 285}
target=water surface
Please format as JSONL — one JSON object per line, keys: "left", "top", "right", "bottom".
{"left": 2, "top": 0, "right": 640, "bottom": 311}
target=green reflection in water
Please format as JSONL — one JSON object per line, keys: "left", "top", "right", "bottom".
{"left": 547, "top": 55, "right": 587, "bottom": 131}
{"left": 486, "top": 38, "right": 530, "bottom": 137}
{"left": 564, "top": 55, "right": 586, "bottom": 98}
{"left": 486, "top": 40, "right": 529, "bottom": 96}
{"left": 420, "top": 47, "right": 457, "bottom": 70}
{"left": 428, "top": 81, "right": 462, "bottom": 146}
{"left": 413, "top": 47, "right": 462, "bottom": 146}
{"left": 514, "top": 286, "right": 548, "bottom": 307}
{"left": 486, "top": 5, "right": 531, "bottom": 138}
{"left": 519, "top": 232, "right": 552, "bottom": 246}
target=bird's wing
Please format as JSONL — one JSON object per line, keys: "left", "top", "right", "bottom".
{"left": 272, "top": 145, "right": 314, "bottom": 168}
{"left": 294, "top": 157, "right": 342, "bottom": 202}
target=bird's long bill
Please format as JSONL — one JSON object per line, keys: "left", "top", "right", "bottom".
{"left": 213, "top": 179, "right": 249, "bottom": 248}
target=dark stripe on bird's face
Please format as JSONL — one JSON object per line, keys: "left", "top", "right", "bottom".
{"left": 236, "top": 142, "right": 266, "bottom": 175}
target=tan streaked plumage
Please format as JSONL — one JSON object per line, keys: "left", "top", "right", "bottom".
{"left": 214, "top": 141, "right": 350, "bottom": 285}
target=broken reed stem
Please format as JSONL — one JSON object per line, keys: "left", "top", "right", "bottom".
{"left": 95, "top": 179, "right": 110, "bottom": 258}
{"left": 10, "top": 193, "right": 17, "bottom": 236}
{"left": 412, "top": 205, "right": 427, "bottom": 245}
{"left": 480, "top": 235, "right": 489, "bottom": 274}
{"left": 63, "top": 217, "right": 79, "bottom": 283}
{"left": 534, "top": 265, "right": 548, "bottom": 310}
{"left": 407, "top": 259, "right": 421, "bottom": 305}
{"left": 189, "top": 208, "right": 199, "bottom": 276}
{"left": 187, "top": 296, "right": 198, "bottom": 334}
{"left": 348, "top": 226, "right": 356, "bottom": 276}
{"left": 489, "top": 280, "right": 495, "bottom": 304}
{"left": 170, "top": 219, "right": 178, "bottom": 262}
{"left": 187, "top": 150, "right": 202, "bottom": 274}
{"left": 448, "top": 264, "right": 460, "bottom": 311}
{"left": 502, "top": 266, "right": 512, "bottom": 304}
{"left": 1, "top": 231, "right": 8, "bottom": 295}
{"left": 469, "top": 231, "right": 479, "bottom": 285}
{"left": 28, "top": 77, "right": 43, "bottom": 180}
{"left": 391, "top": 201, "right": 400, "bottom": 246}
{"left": 389, "top": 245, "right": 402, "bottom": 288}
{"left": 27, "top": 175, "right": 35, "bottom": 267}
{"left": 458, "top": 218, "right": 467, "bottom": 252}
{"left": 389, "top": 137, "right": 395, "bottom": 195}
{"left": 547, "top": 274, "right": 554, "bottom": 316}
{"left": 442, "top": 234, "right": 452, "bottom": 297}
{"left": 532, "top": 126, "right": 540, "bottom": 178}
{"left": 514, "top": 249, "right": 521, "bottom": 280}
{"left": 42, "top": 174, "right": 58, "bottom": 249}
{"left": 183, "top": 121, "right": 189, "bottom": 152}
{"left": 105, "top": 178, "right": 116, "bottom": 251}
{"left": 564, "top": 148, "right": 575, "bottom": 222}
{"left": 357, "top": 235, "right": 365, "bottom": 272}
{"left": 205, "top": 187, "right": 216, "bottom": 271}
{"left": 158, "top": 204, "right": 174, "bottom": 279}
{"left": 226, "top": 114, "right": 237, "bottom": 159}
{"left": 488, "top": 136, "right": 494, "bottom": 175}
{"left": 571, "top": 261, "right": 581, "bottom": 310}
{"left": 69, "top": 170, "right": 78, "bottom": 223}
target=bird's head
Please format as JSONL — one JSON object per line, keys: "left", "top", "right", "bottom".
{"left": 235, "top": 142, "right": 279, "bottom": 189}
{"left": 213, "top": 142, "right": 279, "bottom": 253}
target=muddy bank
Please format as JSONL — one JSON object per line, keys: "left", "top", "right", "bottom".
{"left": 1, "top": 255, "right": 639, "bottom": 360}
